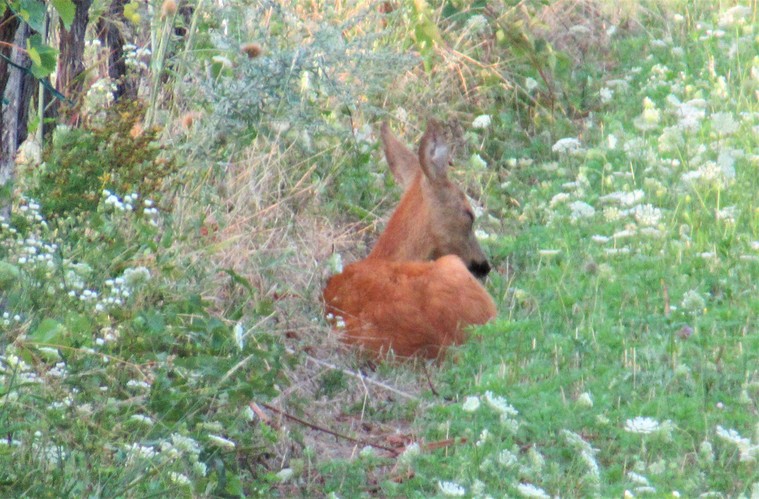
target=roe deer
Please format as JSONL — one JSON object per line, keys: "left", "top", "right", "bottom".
{"left": 323, "top": 120, "right": 497, "bottom": 359}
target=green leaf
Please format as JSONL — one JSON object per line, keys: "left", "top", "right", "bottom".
{"left": 26, "top": 34, "right": 59, "bottom": 79}
{"left": 51, "top": 0, "right": 76, "bottom": 30}
{"left": 10, "top": 0, "right": 47, "bottom": 32}
{"left": 30, "top": 319, "right": 65, "bottom": 343}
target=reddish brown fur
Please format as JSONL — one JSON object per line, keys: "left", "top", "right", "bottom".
{"left": 323, "top": 121, "right": 497, "bottom": 359}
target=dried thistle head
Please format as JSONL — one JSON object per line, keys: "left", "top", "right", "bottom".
{"left": 161, "top": 0, "right": 177, "bottom": 19}
{"left": 181, "top": 112, "right": 202, "bottom": 129}
{"left": 241, "top": 42, "right": 263, "bottom": 59}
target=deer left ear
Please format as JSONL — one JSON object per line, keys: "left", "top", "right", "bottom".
{"left": 381, "top": 122, "right": 421, "bottom": 191}
{"left": 418, "top": 120, "right": 450, "bottom": 183}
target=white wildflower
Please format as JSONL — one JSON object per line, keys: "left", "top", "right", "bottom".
{"left": 498, "top": 448, "right": 518, "bottom": 467}
{"left": 569, "top": 201, "right": 596, "bottom": 221}
{"left": 438, "top": 480, "right": 466, "bottom": 496}
{"left": 462, "top": 396, "right": 481, "bottom": 412}
{"left": 592, "top": 235, "right": 610, "bottom": 244}
{"left": 711, "top": 112, "right": 739, "bottom": 135}
{"left": 719, "top": 5, "right": 753, "bottom": 27}
{"left": 681, "top": 290, "right": 706, "bottom": 314}
{"left": 634, "top": 97, "right": 661, "bottom": 131}
{"left": 625, "top": 416, "right": 661, "bottom": 434}
{"left": 538, "top": 249, "right": 560, "bottom": 257}
{"left": 600, "top": 190, "right": 645, "bottom": 207}
{"left": 466, "top": 14, "right": 489, "bottom": 34}
{"left": 470, "top": 153, "right": 488, "bottom": 169}
{"left": 517, "top": 482, "right": 550, "bottom": 498}
{"left": 126, "top": 379, "right": 151, "bottom": 391}
{"left": 170, "top": 472, "right": 191, "bottom": 486}
{"left": 276, "top": 468, "right": 294, "bottom": 482}
{"left": 600, "top": 87, "right": 613, "bottom": 103}
{"left": 525, "top": 77, "right": 538, "bottom": 92}
{"left": 472, "top": 114, "right": 492, "bottom": 129}
{"left": 552, "top": 137, "right": 582, "bottom": 155}
{"left": 129, "top": 414, "right": 154, "bottom": 426}
{"left": 676, "top": 99, "right": 706, "bottom": 131}
{"left": 207, "top": 434, "right": 236, "bottom": 450}
{"left": 577, "top": 392, "right": 594, "bottom": 408}
{"left": 549, "top": 192, "right": 571, "bottom": 208}
{"left": 632, "top": 204, "right": 662, "bottom": 226}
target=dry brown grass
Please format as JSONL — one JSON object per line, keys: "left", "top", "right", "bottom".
{"left": 192, "top": 132, "right": 441, "bottom": 477}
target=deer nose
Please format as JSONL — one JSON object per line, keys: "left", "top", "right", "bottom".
{"left": 468, "top": 260, "right": 491, "bottom": 279}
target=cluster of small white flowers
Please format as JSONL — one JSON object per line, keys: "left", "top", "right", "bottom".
{"left": 681, "top": 289, "right": 706, "bottom": 314}
{"left": 715, "top": 425, "right": 758, "bottom": 462}
{"left": 129, "top": 414, "right": 155, "bottom": 426}
{"left": 633, "top": 97, "right": 661, "bottom": 131}
{"left": 325, "top": 312, "right": 346, "bottom": 329}
{"left": 48, "top": 361, "right": 68, "bottom": 378}
{"left": 569, "top": 200, "right": 596, "bottom": 222}
{"left": 143, "top": 199, "right": 159, "bottom": 225}
{"left": 103, "top": 190, "right": 138, "bottom": 212}
{"left": 670, "top": 96, "right": 706, "bottom": 131}
{"left": 1, "top": 312, "right": 22, "bottom": 327}
{"left": 84, "top": 78, "right": 117, "bottom": 117}
{"left": 124, "top": 443, "right": 157, "bottom": 464}
{"left": 631, "top": 204, "right": 662, "bottom": 226}
{"left": 516, "top": 482, "right": 550, "bottom": 498}
{"left": 562, "top": 430, "right": 600, "bottom": 485}
{"left": 624, "top": 416, "right": 661, "bottom": 435}
{"left": 207, "top": 434, "right": 236, "bottom": 450}
{"left": 169, "top": 472, "right": 192, "bottom": 486}
{"left": 599, "top": 86, "right": 613, "bottom": 103}
{"left": 470, "top": 153, "right": 488, "bottom": 169}
{"left": 465, "top": 14, "right": 489, "bottom": 35}
{"left": 498, "top": 448, "right": 518, "bottom": 467}
{"left": 711, "top": 112, "right": 740, "bottom": 136}
{"left": 124, "top": 43, "right": 151, "bottom": 71}
{"left": 462, "top": 395, "right": 481, "bottom": 412}
{"left": 552, "top": 137, "right": 582, "bottom": 155}
{"left": 1, "top": 351, "right": 41, "bottom": 385}
{"left": 600, "top": 190, "right": 645, "bottom": 207}
{"left": 437, "top": 480, "right": 466, "bottom": 496}
{"left": 126, "top": 379, "right": 152, "bottom": 391}
{"left": 484, "top": 391, "right": 518, "bottom": 417}
{"left": 472, "top": 114, "right": 492, "bottom": 129}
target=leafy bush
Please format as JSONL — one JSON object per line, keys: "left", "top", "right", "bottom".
{"left": 30, "top": 101, "right": 177, "bottom": 218}
{"left": 0, "top": 192, "right": 284, "bottom": 496}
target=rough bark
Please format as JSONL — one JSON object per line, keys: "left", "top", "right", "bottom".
{"left": 97, "top": 0, "right": 136, "bottom": 101}
{"left": 43, "top": 0, "right": 94, "bottom": 135}
{"left": 1, "top": 14, "right": 35, "bottom": 219}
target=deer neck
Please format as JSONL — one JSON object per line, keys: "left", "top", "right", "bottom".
{"left": 367, "top": 177, "right": 432, "bottom": 262}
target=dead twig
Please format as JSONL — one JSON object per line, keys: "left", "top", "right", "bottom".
{"left": 284, "top": 347, "right": 420, "bottom": 402}
{"left": 255, "top": 401, "right": 398, "bottom": 455}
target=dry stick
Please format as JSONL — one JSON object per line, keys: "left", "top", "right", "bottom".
{"left": 284, "top": 347, "right": 420, "bottom": 402}
{"left": 255, "top": 401, "right": 397, "bottom": 454}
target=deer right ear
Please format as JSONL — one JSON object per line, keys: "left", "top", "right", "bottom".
{"left": 381, "top": 122, "right": 420, "bottom": 190}
{"left": 418, "top": 120, "right": 450, "bottom": 183}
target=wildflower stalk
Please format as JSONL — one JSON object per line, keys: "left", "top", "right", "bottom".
{"left": 172, "top": 0, "right": 206, "bottom": 106}
{"left": 145, "top": 1, "right": 177, "bottom": 127}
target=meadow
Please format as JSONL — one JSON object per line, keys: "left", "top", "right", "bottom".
{"left": 0, "top": 0, "right": 757, "bottom": 497}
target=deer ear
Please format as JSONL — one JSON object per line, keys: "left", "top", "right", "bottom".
{"left": 418, "top": 120, "right": 450, "bottom": 183}
{"left": 381, "top": 122, "right": 420, "bottom": 190}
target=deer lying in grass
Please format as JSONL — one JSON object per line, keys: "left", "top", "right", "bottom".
{"left": 323, "top": 121, "right": 497, "bottom": 359}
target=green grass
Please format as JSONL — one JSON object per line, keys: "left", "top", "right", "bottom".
{"left": 1, "top": 0, "right": 757, "bottom": 497}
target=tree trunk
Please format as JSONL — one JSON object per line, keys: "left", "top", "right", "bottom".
{"left": 43, "top": 0, "right": 94, "bottom": 135}
{"left": 97, "top": 0, "right": 136, "bottom": 101}
{"left": 1, "top": 14, "right": 35, "bottom": 219}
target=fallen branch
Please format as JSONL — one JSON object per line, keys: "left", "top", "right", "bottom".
{"left": 254, "top": 401, "right": 398, "bottom": 455}
{"left": 284, "top": 347, "right": 420, "bottom": 402}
